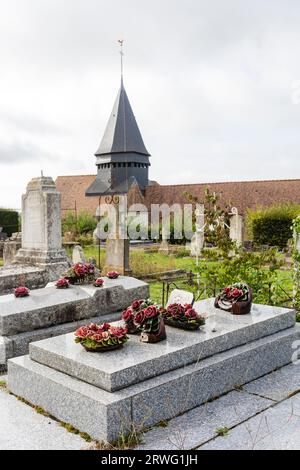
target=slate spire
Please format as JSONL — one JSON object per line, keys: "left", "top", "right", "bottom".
{"left": 95, "top": 79, "right": 150, "bottom": 157}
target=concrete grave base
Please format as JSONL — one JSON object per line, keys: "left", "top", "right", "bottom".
{"left": 0, "top": 265, "right": 49, "bottom": 296}
{"left": 0, "top": 276, "right": 149, "bottom": 368}
{"left": 7, "top": 300, "right": 298, "bottom": 444}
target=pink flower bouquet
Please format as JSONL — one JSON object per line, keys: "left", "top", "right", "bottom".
{"left": 75, "top": 322, "right": 128, "bottom": 352}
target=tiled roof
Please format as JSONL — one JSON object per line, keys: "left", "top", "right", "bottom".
{"left": 56, "top": 175, "right": 300, "bottom": 217}
{"left": 144, "top": 179, "right": 300, "bottom": 215}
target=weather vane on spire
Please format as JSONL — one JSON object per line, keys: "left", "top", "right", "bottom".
{"left": 118, "top": 39, "right": 124, "bottom": 79}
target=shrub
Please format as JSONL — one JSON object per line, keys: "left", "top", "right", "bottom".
{"left": 247, "top": 203, "right": 300, "bottom": 249}
{"left": 198, "top": 248, "right": 286, "bottom": 305}
{"left": 0, "top": 209, "right": 19, "bottom": 236}
{"left": 62, "top": 211, "right": 97, "bottom": 236}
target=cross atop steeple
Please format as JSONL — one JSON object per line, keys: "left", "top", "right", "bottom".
{"left": 118, "top": 39, "right": 124, "bottom": 80}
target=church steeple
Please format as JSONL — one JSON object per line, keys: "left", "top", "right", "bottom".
{"left": 86, "top": 42, "right": 151, "bottom": 197}
{"left": 95, "top": 80, "right": 150, "bottom": 157}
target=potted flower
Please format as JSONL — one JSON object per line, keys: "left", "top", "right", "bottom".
{"left": 214, "top": 282, "right": 252, "bottom": 315}
{"left": 64, "top": 262, "right": 95, "bottom": 285}
{"left": 14, "top": 286, "right": 30, "bottom": 298}
{"left": 134, "top": 303, "right": 166, "bottom": 343}
{"left": 107, "top": 271, "right": 120, "bottom": 279}
{"left": 55, "top": 278, "right": 70, "bottom": 289}
{"left": 74, "top": 322, "right": 128, "bottom": 352}
{"left": 163, "top": 303, "right": 206, "bottom": 331}
{"left": 122, "top": 299, "right": 152, "bottom": 334}
{"left": 94, "top": 278, "right": 104, "bottom": 288}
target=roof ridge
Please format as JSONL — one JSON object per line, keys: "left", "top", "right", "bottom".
{"left": 153, "top": 178, "right": 300, "bottom": 188}
{"left": 56, "top": 174, "right": 96, "bottom": 178}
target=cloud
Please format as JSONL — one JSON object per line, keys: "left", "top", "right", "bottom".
{"left": 0, "top": 140, "right": 55, "bottom": 165}
{"left": 1, "top": 0, "right": 300, "bottom": 207}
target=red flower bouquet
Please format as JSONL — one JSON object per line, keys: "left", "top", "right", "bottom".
{"left": 14, "top": 286, "right": 30, "bottom": 298}
{"left": 75, "top": 322, "right": 128, "bottom": 352}
{"left": 55, "top": 278, "right": 70, "bottom": 289}
{"left": 94, "top": 278, "right": 104, "bottom": 288}
{"left": 121, "top": 299, "right": 166, "bottom": 343}
{"left": 121, "top": 299, "right": 150, "bottom": 334}
{"left": 107, "top": 271, "right": 120, "bottom": 279}
{"left": 163, "top": 303, "right": 206, "bottom": 330}
{"left": 214, "top": 282, "right": 252, "bottom": 315}
{"left": 64, "top": 263, "right": 96, "bottom": 285}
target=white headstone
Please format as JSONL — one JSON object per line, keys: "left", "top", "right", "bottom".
{"left": 166, "top": 289, "right": 194, "bottom": 307}
{"left": 72, "top": 245, "right": 86, "bottom": 264}
{"left": 230, "top": 214, "right": 244, "bottom": 246}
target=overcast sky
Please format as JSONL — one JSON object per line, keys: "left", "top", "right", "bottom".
{"left": 1, "top": 0, "right": 300, "bottom": 209}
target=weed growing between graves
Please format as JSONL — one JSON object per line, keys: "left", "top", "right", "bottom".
{"left": 0, "top": 380, "right": 7, "bottom": 390}
{"left": 15, "top": 395, "right": 93, "bottom": 442}
{"left": 89, "top": 428, "right": 144, "bottom": 451}
{"left": 216, "top": 427, "right": 230, "bottom": 437}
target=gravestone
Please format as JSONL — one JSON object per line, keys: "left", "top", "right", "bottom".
{"left": 190, "top": 232, "right": 204, "bottom": 257}
{"left": 72, "top": 245, "right": 86, "bottom": 264}
{"left": 158, "top": 239, "right": 170, "bottom": 254}
{"left": 166, "top": 289, "right": 194, "bottom": 307}
{"left": 100, "top": 196, "right": 131, "bottom": 276}
{"left": 188, "top": 204, "right": 205, "bottom": 257}
{"left": 230, "top": 213, "right": 243, "bottom": 246}
{"left": 14, "top": 176, "right": 70, "bottom": 280}
{"left": 3, "top": 241, "right": 21, "bottom": 266}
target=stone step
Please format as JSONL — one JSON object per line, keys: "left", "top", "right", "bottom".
{"left": 0, "top": 277, "right": 149, "bottom": 336}
{"left": 8, "top": 324, "right": 300, "bottom": 443}
{"left": 29, "top": 302, "right": 295, "bottom": 392}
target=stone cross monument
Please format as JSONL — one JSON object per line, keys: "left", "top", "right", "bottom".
{"left": 14, "top": 176, "right": 70, "bottom": 279}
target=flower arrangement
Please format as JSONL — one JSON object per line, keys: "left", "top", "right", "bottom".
{"left": 107, "top": 271, "right": 120, "bottom": 279}
{"left": 64, "top": 263, "right": 95, "bottom": 285}
{"left": 94, "top": 278, "right": 104, "bottom": 288}
{"left": 214, "top": 282, "right": 252, "bottom": 315}
{"left": 14, "top": 286, "right": 30, "bottom": 298}
{"left": 122, "top": 299, "right": 166, "bottom": 343}
{"left": 122, "top": 299, "right": 153, "bottom": 334}
{"left": 162, "top": 303, "right": 206, "bottom": 330}
{"left": 55, "top": 278, "right": 70, "bottom": 289}
{"left": 75, "top": 322, "right": 128, "bottom": 352}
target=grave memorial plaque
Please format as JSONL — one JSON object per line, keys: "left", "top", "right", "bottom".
{"left": 166, "top": 289, "right": 194, "bottom": 307}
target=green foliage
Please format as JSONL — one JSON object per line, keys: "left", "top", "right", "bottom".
{"left": 60, "top": 422, "right": 92, "bottom": 442}
{"left": 62, "top": 210, "right": 97, "bottom": 236}
{"left": 296, "top": 312, "right": 300, "bottom": 323}
{"left": 184, "top": 188, "right": 234, "bottom": 255}
{"left": 0, "top": 380, "right": 6, "bottom": 389}
{"left": 216, "top": 427, "right": 230, "bottom": 436}
{"left": 198, "top": 248, "right": 286, "bottom": 305}
{"left": 75, "top": 233, "right": 94, "bottom": 246}
{"left": 0, "top": 209, "right": 19, "bottom": 236}
{"left": 174, "top": 248, "right": 190, "bottom": 258}
{"left": 247, "top": 203, "right": 300, "bottom": 248}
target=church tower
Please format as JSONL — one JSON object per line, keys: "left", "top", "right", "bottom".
{"left": 86, "top": 46, "right": 150, "bottom": 197}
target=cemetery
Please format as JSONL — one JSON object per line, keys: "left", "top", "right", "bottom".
{"left": 1, "top": 5, "right": 300, "bottom": 452}
{"left": 1, "top": 173, "right": 300, "bottom": 450}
